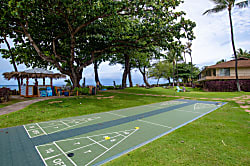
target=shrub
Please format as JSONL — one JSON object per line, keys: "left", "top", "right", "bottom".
{"left": 73, "top": 87, "right": 89, "bottom": 95}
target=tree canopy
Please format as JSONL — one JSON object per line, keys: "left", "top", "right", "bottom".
{"left": 1, "top": 0, "right": 196, "bottom": 88}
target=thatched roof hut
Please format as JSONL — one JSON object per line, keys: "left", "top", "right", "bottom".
{"left": 3, "top": 68, "right": 66, "bottom": 97}
{"left": 3, "top": 68, "right": 66, "bottom": 80}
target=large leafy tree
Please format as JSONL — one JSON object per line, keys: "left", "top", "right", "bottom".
{"left": 1, "top": 0, "right": 195, "bottom": 88}
{"left": 203, "top": 0, "right": 249, "bottom": 91}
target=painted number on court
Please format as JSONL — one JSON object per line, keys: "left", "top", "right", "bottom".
{"left": 53, "top": 158, "right": 66, "bottom": 166}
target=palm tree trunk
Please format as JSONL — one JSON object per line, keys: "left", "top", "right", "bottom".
{"left": 176, "top": 60, "right": 179, "bottom": 84}
{"left": 190, "top": 54, "right": 193, "bottom": 87}
{"left": 228, "top": 9, "right": 240, "bottom": 91}
{"left": 172, "top": 61, "right": 175, "bottom": 87}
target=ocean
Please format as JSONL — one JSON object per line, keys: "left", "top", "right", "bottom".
{"left": 0, "top": 78, "right": 169, "bottom": 90}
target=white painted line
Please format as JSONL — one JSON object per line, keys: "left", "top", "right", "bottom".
{"left": 87, "top": 137, "right": 108, "bottom": 150}
{"left": 23, "top": 125, "right": 32, "bottom": 138}
{"left": 44, "top": 153, "right": 63, "bottom": 161}
{"left": 138, "top": 120, "right": 172, "bottom": 129}
{"left": 105, "top": 112, "right": 127, "bottom": 117}
{"left": 176, "top": 109, "right": 203, "bottom": 114}
{"left": 44, "top": 134, "right": 124, "bottom": 161}
{"left": 55, "top": 129, "right": 135, "bottom": 143}
{"left": 36, "top": 123, "right": 48, "bottom": 135}
{"left": 60, "top": 121, "right": 71, "bottom": 127}
{"left": 86, "top": 128, "right": 138, "bottom": 166}
{"left": 66, "top": 134, "right": 123, "bottom": 153}
{"left": 194, "top": 103, "right": 215, "bottom": 110}
{"left": 53, "top": 142, "right": 77, "bottom": 166}
{"left": 36, "top": 143, "right": 54, "bottom": 147}
{"left": 35, "top": 146, "right": 48, "bottom": 166}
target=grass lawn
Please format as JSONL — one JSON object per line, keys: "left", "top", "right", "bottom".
{"left": 0, "top": 92, "right": 177, "bottom": 128}
{"left": 0, "top": 87, "right": 249, "bottom": 165}
{"left": 114, "top": 87, "right": 250, "bottom": 99}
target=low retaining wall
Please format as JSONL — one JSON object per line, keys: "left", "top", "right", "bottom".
{"left": 203, "top": 80, "right": 250, "bottom": 92}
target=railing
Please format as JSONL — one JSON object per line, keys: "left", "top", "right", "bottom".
{"left": 198, "top": 75, "right": 250, "bottom": 81}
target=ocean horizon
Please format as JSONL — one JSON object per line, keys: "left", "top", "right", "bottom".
{"left": 0, "top": 78, "right": 169, "bottom": 90}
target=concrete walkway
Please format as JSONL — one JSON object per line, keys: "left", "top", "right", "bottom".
{"left": 0, "top": 96, "right": 71, "bottom": 116}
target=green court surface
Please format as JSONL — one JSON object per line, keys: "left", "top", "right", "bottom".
{"left": 0, "top": 99, "right": 226, "bottom": 166}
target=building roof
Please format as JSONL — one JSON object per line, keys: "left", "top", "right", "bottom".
{"left": 3, "top": 68, "right": 66, "bottom": 80}
{"left": 207, "top": 57, "right": 250, "bottom": 69}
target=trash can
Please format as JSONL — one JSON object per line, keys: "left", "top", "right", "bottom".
{"left": 64, "top": 91, "right": 69, "bottom": 96}
{"left": 89, "top": 86, "right": 96, "bottom": 95}
{"left": 92, "top": 87, "right": 96, "bottom": 95}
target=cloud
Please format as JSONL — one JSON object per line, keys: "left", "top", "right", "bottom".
{"left": 179, "top": 0, "right": 250, "bottom": 67}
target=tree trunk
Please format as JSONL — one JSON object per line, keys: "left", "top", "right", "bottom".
{"left": 157, "top": 78, "right": 160, "bottom": 85}
{"left": 4, "top": 36, "right": 21, "bottom": 91}
{"left": 122, "top": 54, "right": 130, "bottom": 88}
{"left": 139, "top": 66, "right": 150, "bottom": 87}
{"left": 228, "top": 9, "right": 240, "bottom": 91}
{"left": 183, "top": 52, "right": 186, "bottom": 63}
{"left": 70, "top": 69, "right": 82, "bottom": 89}
{"left": 176, "top": 60, "right": 179, "bottom": 84}
{"left": 128, "top": 64, "right": 133, "bottom": 87}
{"left": 94, "top": 60, "right": 102, "bottom": 86}
{"left": 172, "top": 61, "right": 175, "bottom": 87}
{"left": 190, "top": 54, "right": 193, "bottom": 87}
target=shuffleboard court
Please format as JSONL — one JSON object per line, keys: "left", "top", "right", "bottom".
{"left": 0, "top": 99, "right": 226, "bottom": 166}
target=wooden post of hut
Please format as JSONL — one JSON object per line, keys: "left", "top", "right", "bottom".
{"left": 43, "top": 78, "right": 45, "bottom": 86}
{"left": 26, "top": 78, "right": 29, "bottom": 97}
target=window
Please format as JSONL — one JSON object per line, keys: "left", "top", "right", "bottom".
{"left": 206, "top": 70, "right": 211, "bottom": 76}
{"left": 213, "top": 69, "right": 216, "bottom": 76}
{"left": 219, "top": 68, "right": 230, "bottom": 76}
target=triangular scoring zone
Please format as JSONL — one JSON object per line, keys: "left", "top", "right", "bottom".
{"left": 36, "top": 128, "right": 139, "bottom": 166}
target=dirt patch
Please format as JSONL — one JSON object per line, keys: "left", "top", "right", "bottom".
{"left": 97, "top": 96, "right": 114, "bottom": 99}
{"left": 48, "top": 101, "right": 63, "bottom": 104}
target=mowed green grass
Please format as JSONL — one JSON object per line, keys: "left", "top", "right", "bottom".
{"left": 0, "top": 87, "right": 249, "bottom": 165}
{"left": 117, "top": 87, "right": 249, "bottom": 99}
{"left": 0, "top": 92, "right": 176, "bottom": 128}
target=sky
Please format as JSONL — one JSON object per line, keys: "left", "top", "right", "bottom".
{"left": 0, "top": 0, "right": 250, "bottom": 86}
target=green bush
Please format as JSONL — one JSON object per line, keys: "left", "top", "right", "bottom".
{"left": 102, "top": 86, "right": 115, "bottom": 90}
{"left": 73, "top": 87, "right": 89, "bottom": 95}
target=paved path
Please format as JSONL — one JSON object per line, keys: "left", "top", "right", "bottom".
{"left": 0, "top": 96, "right": 71, "bottom": 116}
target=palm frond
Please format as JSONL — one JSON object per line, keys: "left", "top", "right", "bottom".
{"left": 203, "top": 4, "right": 227, "bottom": 15}
{"left": 236, "top": 0, "right": 249, "bottom": 8}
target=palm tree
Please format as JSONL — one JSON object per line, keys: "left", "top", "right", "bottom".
{"left": 185, "top": 42, "right": 193, "bottom": 87}
{"left": 236, "top": 48, "right": 250, "bottom": 58}
{"left": 166, "top": 50, "right": 177, "bottom": 87}
{"left": 203, "top": 0, "right": 249, "bottom": 92}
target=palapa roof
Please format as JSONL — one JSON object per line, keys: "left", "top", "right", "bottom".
{"left": 3, "top": 68, "right": 66, "bottom": 80}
